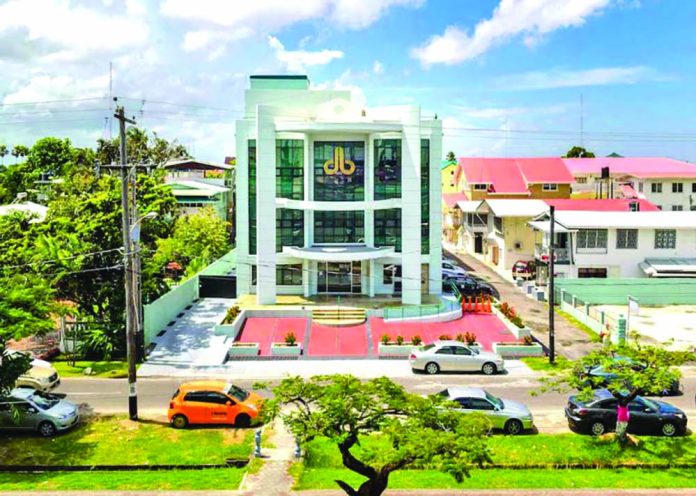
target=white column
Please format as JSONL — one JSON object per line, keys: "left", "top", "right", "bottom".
{"left": 235, "top": 120, "right": 252, "bottom": 296}
{"left": 302, "top": 259, "right": 310, "bottom": 297}
{"left": 400, "top": 107, "right": 422, "bottom": 305}
{"left": 255, "top": 106, "right": 277, "bottom": 304}
{"left": 365, "top": 134, "right": 375, "bottom": 247}
{"left": 368, "top": 260, "right": 376, "bottom": 297}
{"left": 429, "top": 121, "right": 443, "bottom": 295}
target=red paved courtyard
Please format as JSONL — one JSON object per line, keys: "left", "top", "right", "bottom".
{"left": 234, "top": 313, "right": 519, "bottom": 357}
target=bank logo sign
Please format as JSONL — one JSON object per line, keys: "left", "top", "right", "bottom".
{"left": 323, "top": 146, "right": 356, "bottom": 176}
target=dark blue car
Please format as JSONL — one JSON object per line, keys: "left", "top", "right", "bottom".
{"left": 579, "top": 357, "right": 681, "bottom": 396}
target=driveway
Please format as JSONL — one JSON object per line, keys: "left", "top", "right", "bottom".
{"left": 144, "top": 297, "right": 232, "bottom": 367}
{"left": 446, "top": 250, "right": 598, "bottom": 360}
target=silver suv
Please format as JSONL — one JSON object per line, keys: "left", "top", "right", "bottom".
{"left": 0, "top": 388, "right": 80, "bottom": 437}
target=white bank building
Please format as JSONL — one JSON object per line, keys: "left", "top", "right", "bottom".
{"left": 235, "top": 75, "right": 443, "bottom": 305}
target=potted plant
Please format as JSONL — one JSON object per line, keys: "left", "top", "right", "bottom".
{"left": 378, "top": 333, "right": 414, "bottom": 357}
{"left": 381, "top": 334, "right": 390, "bottom": 345}
{"left": 395, "top": 335, "right": 404, "bottom": 345}
{"left": 227, "top": 341, "right": 260, "bottom": 358}
{"left": 411, "top": 335, "right": 422, "bottom": 346}
{"left": 271, "top": 331, "right": 302, "bottom": 356}
{"left": 439, "top": 334, "right": 452, "bottom": 341}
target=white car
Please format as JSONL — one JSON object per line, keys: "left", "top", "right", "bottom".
{"left": 7, "top": 350, "right": 52, "bottom": 369}
{"left": 5, "top": 350, "right": 60, "bottom": 392}
{"left": 442, "top": 261, "right": 467, "bottom": 279}
{"left": 409, "top": 340, "right": 505, "bottom": 375}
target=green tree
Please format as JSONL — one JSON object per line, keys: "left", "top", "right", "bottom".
{"left": 446, "top": 150, "right": 456, "bottom": 163}
{"left": 0, "top": 145, "right": 7, "bottom": 166}
{"left": 0, "top": 274, "right": 61, "bottom": 395}
{"left": 539, "top": 341, "right": 694, "bottom": 440}
{"left": 265, "top": 375, "right": 491, "bottom": 496}
{"left": 152, "top": 207, "right": 230, "bottom": 279}
{"left": 11, "top": 145, "right": 29, "bottom": 164}
{"left": 96, "top": 129, "right": 190, "bottom": 166}
{"left": 564, "top": 146, "right": 596, "bottom": 158}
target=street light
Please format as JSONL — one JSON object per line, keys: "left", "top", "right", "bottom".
{"left": 125, "top": 210, "right": 157, "bottom": 420}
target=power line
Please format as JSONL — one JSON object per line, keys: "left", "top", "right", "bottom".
{"left": 0, "top": 97, "right": 107, "bottom": 107}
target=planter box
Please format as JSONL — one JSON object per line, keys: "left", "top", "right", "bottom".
{"left": 492, "top": 342, "right": 544, "bottom": 357}
{"left": 378, "top": 343, "right": 416, "bottom": 356}
{"left": 214, "top": 324, "right": 237, "bottom": 337}
{"left": 271, "top": 343, "right": 302, "bottom": 356}
{"left": 491, "top": 306, "right": 532, "bottom": 340}
{"left": 227, "top": 342, "right": 259, "bottom": 357}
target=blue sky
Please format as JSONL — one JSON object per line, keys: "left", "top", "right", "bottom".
{"left": 1, "top": 0, "right": 695, "bottom": 162}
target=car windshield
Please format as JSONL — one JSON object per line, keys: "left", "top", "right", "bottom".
{"left": 485, "top": 391, "right": 504, "bottom": 410}
{"left": 420, "top": 344, "right": 436, "bottom": 351}
{"left": 227, "top": 385, "right": 250, "bottom": 402}
{"left": 29, "top": 391, "right": 60, "bottom": 410}
{"left": 640, "top": 397, "right": 658, "bottom": 411}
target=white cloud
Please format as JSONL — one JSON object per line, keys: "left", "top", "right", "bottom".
{"left": 454, "top": 103, "right": 570, "bottom": 119}
{"left": 268, "top": 36, "right": 344, "bottom": 72}
{"left": 2, "top": 74, "right": 109, "bottom": 104}
{"left": 0, "top": 0, "right": 149, "bottom": 62}
{"left": 314, "top": 69, "right": 367, "bottom": 108}
{"left": 495, "top": 66, "right": 668, "bottom": 91}
{"left": 373, "top": 60, "right": 384, "bottom": 75}
{"left": 411, "top": 0, "right": 611, "bottom": 66}
{"left": 161, "top": 0, "right": 422, "bottom": 31}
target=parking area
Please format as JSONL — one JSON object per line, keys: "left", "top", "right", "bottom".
{"left": 598, "top": 304, "right": 696, "bottom": 351}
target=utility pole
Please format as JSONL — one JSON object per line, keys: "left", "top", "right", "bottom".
{"left": 548, "top": 205, "right": 556, "bottom": 365}
{"left": 115, "top": 103, "right": 138, "bottom": 420}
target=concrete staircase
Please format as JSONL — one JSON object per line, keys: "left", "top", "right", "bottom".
{"left": 312, "top": 307, "right": 366, "bottom": 327}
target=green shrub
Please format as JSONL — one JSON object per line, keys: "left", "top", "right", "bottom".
{"left": 223, "top": 305, "right": 241, "bottom": 324}
{"left": 411, "top": 335, "right": 422, "bottom": 346}
{"left": 284, "top": 331, "right": 297, "bottom": 346}
{"left": 395, "top": 335, "right": 404, "bottom": 345}
{"left": 381, "top": 334, "right": 390, "bottom": 345}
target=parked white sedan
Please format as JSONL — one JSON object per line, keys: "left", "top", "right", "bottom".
{"left": 409, "top": 340, "right": 505, "bottom": 375}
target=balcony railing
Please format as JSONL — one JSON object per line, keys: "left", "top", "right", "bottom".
{"left": 535, "top": 244, "right": 570, "bottom": 263}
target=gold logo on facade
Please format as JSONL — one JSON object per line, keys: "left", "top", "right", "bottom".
{"left": 323, "top": 146, "right": 356, "bottom": 176}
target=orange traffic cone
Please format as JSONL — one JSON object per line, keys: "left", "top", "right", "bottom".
{"left": 474, "top": 296, "right": 481, "bottom": 313}
{"left": 485, "top": 296, "right": 492, "bottom": 313}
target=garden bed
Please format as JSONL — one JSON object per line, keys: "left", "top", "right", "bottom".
{"left": 270, "top": 343, "right": 302, "bottom": 356}
{"left": 227, "top": 342, "right": 259, "bottom": 357}
{"left": 492, "top": 342, "right": 544, "bottom": 357}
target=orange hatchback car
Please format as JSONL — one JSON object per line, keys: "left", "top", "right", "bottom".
{"left": 168, "top": 380, "right": 263, "bottom": 429}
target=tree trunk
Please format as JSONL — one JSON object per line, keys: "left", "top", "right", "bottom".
{"left": 335, "top": 472, "right": 390, "bottom": 496}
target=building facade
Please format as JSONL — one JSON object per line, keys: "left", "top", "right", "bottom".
{"left": 235, "top": 75, "right": 442, "bottom": 305}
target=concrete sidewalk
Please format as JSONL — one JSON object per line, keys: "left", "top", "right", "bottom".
{"left": 145, "top": 298, "right": 232, "bottom": 366}
{"left": 138, "top": 357, "right": 535, "bottom": 379}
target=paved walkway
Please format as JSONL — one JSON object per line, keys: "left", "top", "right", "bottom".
{"left": 445, "top": 248, "right": 598, "bottom": 360}
{"left": 240, "top": 418, "right": 296, "bottom": 495}
{"left": 145, "top": 298, "right": 232, "bottom": 367}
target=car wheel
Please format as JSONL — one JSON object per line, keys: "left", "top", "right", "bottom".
{"left": 482, "top": 362, "right": 497, "bottom": 375}
{"left": 590, "top": 421, "right": 606, "bottom": 436}
{"left": 425, "top": 362, "right": 440, "bottom": 375}
{"left": 504, "top": 419, "right": 523, "bottom": 435}
{"left": 38, "top": 421, "right": 56, "bottom": 437}
{"left": 171, "top": 414, "right": 188, "bottom": 429}
{"left": 235, "top": 414, "right": 251, "bottom": 428}
{"left": 661, "top": 422, "right": 678, "bottom": 437}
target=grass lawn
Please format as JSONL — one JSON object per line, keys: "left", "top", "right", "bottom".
{"left": 0, "top": 468, "right": 244, "bottom": 491}
{"left": 521, "top": 356, "right": 571, "bottom": 372}
{"left": 556, "top": 309, "right": 602, "bottom": 343}
{"left": 51, "top": 360, "right": 131, "bottom": 378}
{"left": 293, "top": 434, "right": 696, "bottom": 490}
{"left": 0, "top": 415, "right": 253, "bottom": 465}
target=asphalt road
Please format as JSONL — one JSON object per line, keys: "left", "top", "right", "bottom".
{"left": 54, "top": 374, "right": 696, "bottom": 432}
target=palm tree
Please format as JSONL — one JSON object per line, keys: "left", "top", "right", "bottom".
{"left": 11, "top": 145, "right": 29, "bottom": 164}
{"left": 0, "top": 145, "right": 7, "bottom": 165}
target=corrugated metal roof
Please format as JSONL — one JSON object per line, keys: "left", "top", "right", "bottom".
{"left": 544, "top": 199, "right": 660, "bottom": 212}
{"left": 478, "top": 199, "right": 548, "bottom": 217}
{"left": 459, "top": 157, "right": 573, "bottom": 194}
{"left": 554, "top": 210, "right": 696, "bottom": 229}
{"left": 563, "top": 157, "right": 696, "bottom": 178}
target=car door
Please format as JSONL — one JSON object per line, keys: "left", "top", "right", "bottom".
{"left": 628, "top": 399, "right": 655, "bottom": 434}
{"left": 203, "top": 392, "right": 231, "bottom": 424}
{"left": 433, "top": 346, "right": 455, "bottom": 371}
{"left": 595, "top": 398, "right": 618, "bottom": 430}
{"left": 182, "top": 392, "right": 210, "bottom": 424}
{"left": 451, "top": 346, "right": 476, "bottom": 371}
{"left": 467, "top": 398, "right": 500, "bottom": 428}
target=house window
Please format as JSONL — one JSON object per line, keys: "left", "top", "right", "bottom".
{"left": 248, "top": 140, "right": 257, "bottom": 255}
{"left": 314, "top": 211, "right": 364, "bottom": 244}
{"left": 651, "top": 183, "right": 662, "bottom": 193}
{"left": 313, "top": 141, "right": 365, "bottom": 201}
{"left": 578, "top": 268, "right": 607, "bottom": 278}
{"left": 383, "top": 265, "right": 395, "bottom": 284}
{"left": 692, "top": 183, "right": 696, "bottom": 193}
{"left": 374, "top": 209, "right": 402, "bottom": 253}
{"left": 638, "top": 182, "right": 644, "bottom": 193}
{"left": 374, "top": 139, "right": 401, "bottom": 200}
{"left": 542, "top": 184, "right": 558, "bottom": 191}
{"left": 672, "top": 205, "right": 684, "bottom": 211}
{"left": 576, "top": 177, "right": 587, "bottom": 184}
{"left": 493, "top": 216, "right": 503, "bottom": 232}
{"left": 276, "top": 209, "right": 304, "bottom": 252}
{"left": 276, "top": 139, "right": 304, "bottom": 200}
{"left": 654, "top": 229, "right": 676, "bottom": 249}
{"left": 472, "top": 184, "right": 487, "bottom": 191}
{"left": 629, "top": 202, "right": 640, "bottom": 212}
{"left": 672, "top": 183, "right": 684, "bottom": 193}
{"left": 616, "top": 229, "right": 638, "bottom": 249}
{"left": 576, "top": 229, "right": 608, "bottom": 250}
{"left": 277, "top": 264, "right": 302, "bottom": 286}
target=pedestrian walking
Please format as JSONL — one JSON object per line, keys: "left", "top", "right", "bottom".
{"left": 616, "top": 398, "right": 630, "bottom": 443}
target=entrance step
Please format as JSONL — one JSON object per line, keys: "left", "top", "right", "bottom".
{"left": 312, "top": 307, "right": 366, "bottom": 327}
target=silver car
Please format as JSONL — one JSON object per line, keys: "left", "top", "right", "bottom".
{"left": 0, "top": 388, "right": 80, "bottom": 437}
{"left": 409, "top": 340, "right": 505, "bottom": 375}
{"left": 438, "top": 387, "right": 534, "bottom": 435}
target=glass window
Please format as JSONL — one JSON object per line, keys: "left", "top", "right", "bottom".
{"left": 452, "top": 346, "right": 472, "bottom": 356}
{"left": 468, "top": 398, "right": 495, "bottom": 411}
{"left": 277, "top": 264, "right": 302, "bottom": 286}
{"left": 276, "top": 208, "right": 304, "bottom": 252}
{"left": 651, "top": 183, "right": 662, "bottom": 193}
{"left": 672, "top": 205, "right": 684, "bottom": 211}
{"left": 472, "top": 184, "right": 487, "bottom": 190}
{"left": 576, "top": 229, "right": 608, "bottom": 249}
{"left": 248, "top": 140, "right": 256, "bottom": 255}
{"left": 638, "top": 182, "right": 644, "bottom": 193}
{"left": 205, "top": 392, "right": 232, "bottom": 405}
{"left": 542, "top": 183, "right": 558, "bottom": 191}
{"left": 616, "top": 229, "right": 638, "bottom": 249}
{"left": 374, "top": 139, "right": 401, "bottom": 200}
{"left": 455, "top": 398, "right": 472, "bottom": 408}
{"left": 672, "top": 183, "right": 683, "bottom": 193}
{"left": 421, "top": 139, "right": 430, "bottom": 254}
{"left": 435, "top": 346, "right": 454, "bottom": 355}
{"left": 374, "top": 209, "right": 401, "bottom": 252}
{"left": 692, "top": 183, "right": 696, "bottom": 193}
{"left": 276, "top": 139, "right": 304, "bottom": 200}
{"left": 313, "top": 142, "right": 365, "bottom": 201}
{"left": 655, "top": 229, "right": 676, "bottom": 249}
{"left": 383, "top": 265, "right": 395, "bottom": 284}
{"left": 577, "top": 177, "right": 587, "bottom": 184}
{"left": 183, "top": 392, "right": 208, "bottom": 402}
{"left": 314, "top": 211, "right": 364, "bottom": 243}
{"left": 251, "top": 265, "right": 257, "bottom": 285}
{"left": 494, "top": 216, "right": 503, "bottom": 232}
{"left": 578, "top": 267, "right": 608, "bottom": 278}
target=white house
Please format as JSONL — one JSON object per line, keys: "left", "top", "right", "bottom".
{"left": 530, "top": 211, "right": 696, "bottom": 279}
{"left": 235, "top": 75, "right": 443, "bottom": 305}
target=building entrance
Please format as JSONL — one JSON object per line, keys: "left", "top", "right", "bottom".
{"left": 318, "top": 261, "right": 362, "bottom": 294}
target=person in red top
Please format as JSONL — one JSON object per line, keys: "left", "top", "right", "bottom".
{"left": 616, "top": 401, "right": 630, "bottom": 443}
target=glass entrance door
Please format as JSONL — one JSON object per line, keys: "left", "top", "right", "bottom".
{"left": 318, "top": 262, "right": 361, "bottom": 294}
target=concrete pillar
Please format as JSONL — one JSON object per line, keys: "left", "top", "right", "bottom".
{"left": 302, "top": 259, "right": 310, "bottom": 297}
{"left": 428, "top": 123, "right": 443, "bottom": 295}
{"left": 255, "top": 106, "right": 277, "bottom": 304}
{"left": 235, "top": 121, "right": 252, "bottom": 296}
{"left": 614, "top": 315, "right": 627, "bottom": 345}
{"left": 368, "top": 260, "right": 376, "bottom": 297}
{"left": 400, "top": 107, "right": 421, "bottom": 305}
